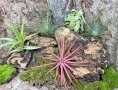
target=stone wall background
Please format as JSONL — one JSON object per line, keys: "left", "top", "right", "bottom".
{"left": 0, "top": 0, "right": 118, "bottom": 70}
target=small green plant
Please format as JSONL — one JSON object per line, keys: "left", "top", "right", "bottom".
{"left": 0, "top": 19, "right": 40, "bottom": 53}
{"left": 65, "top": 9, "right": 86, "bottom": 33}
{"left": 20, "top": 60, "right": 55, "bottom": 85}
{"left": 86, "top": 18, "right": 105, "bottom": 37}
{"left": 0, "top": 64, "right": 16, "bottom": 84}
{"left": 35, "top": 8, "right": 56, "bottom": 37}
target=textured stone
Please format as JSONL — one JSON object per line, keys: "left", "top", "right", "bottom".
{"left": 73, "top": 67, "right": 90, "bottom": 76}
{"left": 32, "top": 37, "right": 57, "bottom": 61}
{"left": 0, "top": 75, "right": 40, "bottom": 90}
{"left": 48, "top": 0, "right": 67, "bottom": 26}
{"left": 30, "top": 37, "right": 57, "bottom": 47}
{"left": 0, "top": 85, "right": 11, "bottom": 90}
{"left": 55, "top": 27, "right": 77, "bottom": 42}
{"left": 7, "top": 51, "right": 31, "bottom": 69}
{"left": 0, "top": 0, "right": 47, "bottom": 25}
{"left": 40, "top": 87, "right": 48, "bottom": 90}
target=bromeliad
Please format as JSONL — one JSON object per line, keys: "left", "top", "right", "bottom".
{"left": 38, "top": 37, "right": 90, "bottom": 89}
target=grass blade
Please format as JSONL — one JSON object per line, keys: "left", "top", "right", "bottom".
{"left": 20, "top": 18, "right": 25, "bottom": 39}
{"left": 5, "top": 21, "right": 21, "bottom": 40}
{"left": 0, "top": 38, "right": 15, "bottom": 41}
{"left": 0, "top": 43, "right": 11, "bottom": 48}
{"left": 25, "top": 33, "right": 37, "bottom": 40}
{"left": 10, "top": 48, "right": 22, "bottom": 53}
{"left": 23, "top": 46, "right": 41, "bottom": 50}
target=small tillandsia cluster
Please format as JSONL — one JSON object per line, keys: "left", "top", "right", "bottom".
{"left": 0, "top": 18, "right": 40, "bottom": 53}
{"left": 37, "top": 37, "right": 90, "bottom": 90}
{"left": 87, "top": 17, "right": 106, "bottom": 38}
{"left": 34, "top": 7, "right": 56, "bottom": 37}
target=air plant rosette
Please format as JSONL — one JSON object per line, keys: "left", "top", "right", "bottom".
{"left": 36, "top": 37, "right": 90, "bottom": 89}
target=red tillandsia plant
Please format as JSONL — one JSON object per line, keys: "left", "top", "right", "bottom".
{"left": 39, "top": 37, "right": 90, "bottom": 89}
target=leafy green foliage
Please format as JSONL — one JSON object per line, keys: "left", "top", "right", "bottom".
{"left": 20, "top": 60, "right": 56, "bottom": 85}
{"left": 0, "top": 19, "right": 40, "bottom": 53}
{"left": 0, "top": 64, "right": 16, "bottom": 84}
{"left": 86, "top": 18, "right": 105, "bottom": 38}
{"left": 65, "top": 9, "right": 86, "bottom": 33}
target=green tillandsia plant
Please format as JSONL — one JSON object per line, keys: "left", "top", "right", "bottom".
{"left": 0, "top": 64, "right": 16, "bottom": 84}
{"left": 34, "top": 7, "right": 56, "bottom": 37}
{"left": 65, "top": 9, "right": 86, "bottom": 33}
{"left": 86, "top": 17, "right": 106, "bottom": 38}
{"left": 0, "top": 19, "right": 40, "bottom": 53}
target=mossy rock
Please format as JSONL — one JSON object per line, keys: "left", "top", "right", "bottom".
{"left": 102, "top": 67, "right": 118, "bottom": 90}
{"left": 20, "top": 60, "right": 56, "bottom": 85}
{"left": 0, "top": 64, "right": 16, "bottom": 84}
{"left": 76, "top": 67, "right": 118, "bottom": 90}
{"left": 76, "top": 81, "right": 107, "bottom": 90}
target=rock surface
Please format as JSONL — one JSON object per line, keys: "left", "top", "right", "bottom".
{"left": 0, "top": 75, "right": 73, "bottom": 90}
{"left": 30, "top": 37, "right": 57, "bottom": 47}
{"left": 0, "top": 0, "right": 47, "bottom": 26}
{"left": 0, "top": 76, "right": 39, "bottom": 90}
{"left": 55, "top": 27, "right": 77, "bottom": 42}
{"left": 7, "top": 51, "right": 31, "bottom": 69}
{"left": 32, "top": 37, "right": 57, "bottom": 62}
{"left": 48, "top": 0, "right": 72, "bottom": 26}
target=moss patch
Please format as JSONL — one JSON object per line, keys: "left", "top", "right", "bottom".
{"left": 76, "top": 81, "right": 107, "bottom": 90}
{"left": 0, "top": 64, "right": 16, "bottom": 84}
{"left": 76, "top": 67, "right": 118, "bottom": 90}
{"left": 102, "top": 67, "right": 118, "bottom": 90}
{"left": 20, "top": 60, "right": 56, "bottom": 85}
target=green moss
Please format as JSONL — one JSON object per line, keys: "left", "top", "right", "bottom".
{"left": 0, "top": 64, "right": 16, "bottom": 84}
{"left": 76, "top": 81, "right": 107, "bottom": 90}
{"left": 20, "top": 60, "right": 56, "bottom": 85}
{"left": 102, "top": 67, "right": 118, "bottom": 90}
{"left": 76, "top": 67, "right": 118, "bottom": 90}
